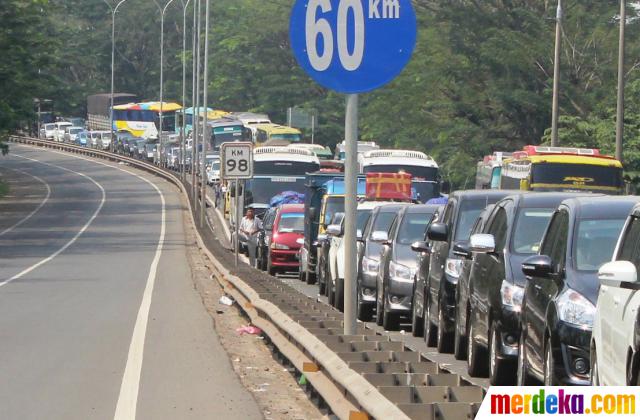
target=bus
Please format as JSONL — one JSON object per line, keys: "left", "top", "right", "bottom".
{"left": 112, "top": 102, "right": 182, "bottom": 139}
{"left": 207, "top": 117, "right": 251, "bottom": 152}
{"left": 294, "top": 143, "right": 333, "bottom": 160}
{"left": 475, "top": 151, "right": 512, "bottom": 189}
{"left": 500, "top": 146, "right": 624, "bottom": 194}
{"left": 228, "top": 112, "right": 271, "bottom": 143}
{"left": 254, "top": 123, "right": 302, "bottom": 146}
{"left": 176, "top": 107, "right": 229, "bottom": 138}
{"left": 226, "top": 146, "right": 320, "bottom": 222}
{"left": 334, "top": 140, "right": 379, "bottom": 160}
{"left": 358, "top": 149, "right": 441, "bottom": 202}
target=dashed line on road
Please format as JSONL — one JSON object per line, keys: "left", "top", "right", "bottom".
{"left": 0, "top": 167, "right": 52, "bottom": 237}
{"left": 0, "top": 154, "right": 106, "bottom": 288}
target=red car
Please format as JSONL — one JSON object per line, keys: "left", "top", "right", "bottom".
{"left": 268, "top": 204, "right": 305, "bottom": 275}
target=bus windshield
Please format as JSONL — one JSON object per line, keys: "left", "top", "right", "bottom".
{"left": 412, "top": 181, "right": 439, "bottom": 203}
{"left": 244, "top": 177, "right": 306, "bottom": 206}
{"left": 212, "top": 125, "right": 245, "bottom": 148}
{"left": 363, "top": 164, "right": 439, "bottom": 181}
{"left": 254, "top": 160, "right": 320, "bottom": 175}
{"left": 271, "top": 133, "right": 301, "bottom": 142}
{"left": 531, "top": 163, "right": 623, "bottom": 193}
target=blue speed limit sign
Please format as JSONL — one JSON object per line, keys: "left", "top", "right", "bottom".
{"left": 290, "top": 0, "right": 417, "bottom": 94}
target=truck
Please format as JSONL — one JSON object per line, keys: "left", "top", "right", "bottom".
{"left": 86, "top": 93, "right": 137, "bottom": 131}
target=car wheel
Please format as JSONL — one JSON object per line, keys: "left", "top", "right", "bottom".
{"left": 375, "top": 287, "right": 384, "bottom": 327}
{"left": 382, "top": 287, "right": 399, "bottom": 331}
{"left": 328, "top": 278, "right": 335, "bottom": 306}
{"left": 335, "top": 278, "right": 344, "bottom": 312}
{"left": 411, "top": 291, "right": 424, "bottom": 337}
{"left": 436, "top": 297, "right": 453, "bottom": 353}
{"left": 306, "top": 271, "right": 316, "bottom": 285}
{"left": 267, "top": 256, "right": 277, "bottom": 276}
{"left": 591, "top": 346, "right": 600, "bottom": 385}
{"left": 489, "top": 322, "right": 514, "bottom": 385}
{"left": 453, "top": 303, "right": 467, "bottom": 360}
{"left": 424, "top": 294, "right": 437, "bottom": 347}
{"left": 467, "top": 312, "right": 488, "bottom": 377}
{"left": 357, "top": 286, "right": 373, "bottom": 322}
{"left": 517, "top": 330, "right": 537, "bottom": 386}
{"left": 544, "top": 337, "right": 557, "bottom": 386}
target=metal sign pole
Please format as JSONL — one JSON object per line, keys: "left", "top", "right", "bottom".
{"left": 344, "top": 93, "right": 358, "bottom": 336}
{"left": 235, "top": 178, "right": 240, "bottom": 267}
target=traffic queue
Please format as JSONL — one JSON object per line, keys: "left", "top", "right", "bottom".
{"left": 232, "top": 144, "right": 640, "bottom": 389}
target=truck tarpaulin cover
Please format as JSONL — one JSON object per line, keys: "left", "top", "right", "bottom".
{"left": 366, "top": 172, "right": 412, "bottom": 201}
{"left": 270, "top": 191, "right": 305, "bottom": 207}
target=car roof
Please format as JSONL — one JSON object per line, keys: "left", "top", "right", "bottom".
{"left": 278, "top": 204, "right": 304, "bottom": 213}
{"left": 376, "top": 203, "right": 411, "bottom": 213}
{"left": 506, "top": 192, "right": 596, "bottom": 209}
{"left": 563, "top": 196, "right": 640, "bottom": 219}
{"left": 451, "top": 189, "right": 514, "bottom": 201}
{"left": 404, "top": 204, "right": 441, "bottom": 214}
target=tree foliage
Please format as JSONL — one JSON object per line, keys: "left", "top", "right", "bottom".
{"left": 3, "top": 0, "right": 640, "bottom": 187}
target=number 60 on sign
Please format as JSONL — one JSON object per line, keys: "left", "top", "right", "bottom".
{"left": 289, "top": 0, "right": 417, "bottom": 94}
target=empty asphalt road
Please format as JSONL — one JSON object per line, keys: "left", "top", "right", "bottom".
{"left": 0, "top": 145, "right": 261, "bottom": 420}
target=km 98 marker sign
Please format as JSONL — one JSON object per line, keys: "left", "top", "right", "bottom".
{"left": 221, "top": 142, "right": 253, "bottom": 180}
{"left": 289, "top": 0, "right": 417, "bottom": 94}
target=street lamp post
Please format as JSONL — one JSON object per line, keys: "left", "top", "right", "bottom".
{"left": 103, "top": 0, "right": 129, "bottom": 152}
{"left": 200, "top": 0, "right": 210, "bottom": 228}
{"left": 551, "top": 0, "right": 563, "bottom": 147}
{"left": 180, "top": 0, "right": 192, "bottom": 181}
{"left": 153, "top": 0, "right": 179, "bottom": 166}
{"left": 616, "top": 0, "right": 626, "bottom": 163}
{"left": 192, "top": 0, "right": 202, "bottom": 203}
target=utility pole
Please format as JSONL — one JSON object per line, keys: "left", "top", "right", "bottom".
{"left": 616, "top": 0, "right": 626, "bottom": 162}
{"left": 193, "top": 0, "right": 202, "bottom": 204}
{"left": 343, "top": 94, "right": 358, "bottom": 336}
{"left": 190, "top": 0, "right": 198, "bottom": 199}
{"left": 551, "top": 0, "right": 563, "bottom": 147}
{"left": 200, "top": 0, "right": 210, "bottom": 228}
{"left": 181, "top": 0, "right": 191, "bottom": 180}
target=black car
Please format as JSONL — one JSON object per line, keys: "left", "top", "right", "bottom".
{"left": 466, "top": 192, "right": 581, "bottom": 384}
{"left": 376, "top": 204, "right": 440, "bottom": 330}
{"left": 450, "top": 204, "right": 495, "bottom": 358}
{"left": 518, "top": 196, "right": 640, "bottom": 386}
{"left": 421, "top": 190, "right": 511, "bottom": 352}
{"left": 255, "top": 207, "right": 278, "bottom": 271}
{"left": 357, "top": 203, "right": 409, "bottom": 321}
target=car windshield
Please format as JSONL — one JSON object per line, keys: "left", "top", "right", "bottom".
{"left": 574, "top": 218, "right": 626, "bottom": 271}
{"left": 70, "top": 128, "right": 82, "bottom": 134}
{"left": 323, "top": 196, "right": 345, "bottom": 226}
{"left": 278, "top": 212, "right": 304, "bottom": 233}
{"left": 369, "top": 211, "right": 396, "bottom": 238}
{"left": 455, "top": 199, "right": 491, "bottom": 241}
{"left": 511, "top": 208, "right": 555, "bottom": 254}
{"left": 397, "top": 212, "right": 434, "bottom": 245}
{"left": 357, "top": 209, "right": 371, "bottom": 232}
{"left": 244, "top": 177, "right": 306, "bottom": 205}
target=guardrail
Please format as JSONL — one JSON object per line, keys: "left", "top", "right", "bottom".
{"left": 7, "top": 135, "right": 411, "bottom": 420}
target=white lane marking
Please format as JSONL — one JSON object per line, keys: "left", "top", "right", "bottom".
{"left": 13, "top": 144, "right": 168, "bottom": 419}
{"left": 0, "top": 154, "right": 106, "bottom": 288}
{"left": 113, "top": 177, "right": 165, "bottom": 420}
{"left": 0, "top": 167, "right": 52, "bottom": 237}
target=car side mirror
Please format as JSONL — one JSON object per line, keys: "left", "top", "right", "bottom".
{"left": 326, "top": 224, "right": 342, "bottom": 236}
{"left": 427, "top": 222, "right": 448, "bottom": 242}
{"left": 356, "top": 229, "right": 363, "bottom": 241}
{"left": 371, "top": 231, "right": 389, "bottom": 243}
{"left": 317, "top": 233, "right": 328, "bottom": 242}
{"left": 411, "top": 241, "right": 430, "bottom": 254}
{"left": 469, "top": 234, "right": 495, "bottom": 254}
{"left": 599, "top": 261, "right": 640, "bottom": 289}
{"left": 453, "top": 241, "right": 472, "bottom": 259}
{"left": 522, "top": 255, "right": 553, "bottom": 278}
